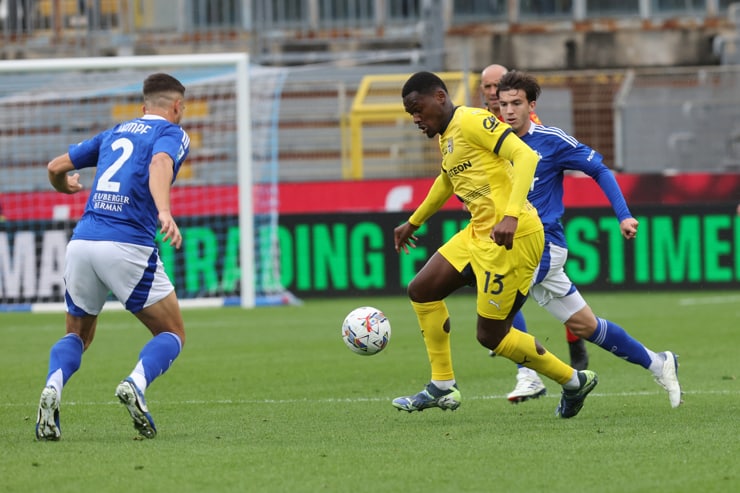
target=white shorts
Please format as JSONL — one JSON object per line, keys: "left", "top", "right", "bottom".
{"left": 529, "top": 242, "right": 587, "bottom": 323}
{"left": 64, "top": 239, "right": 174, "bottom": 316}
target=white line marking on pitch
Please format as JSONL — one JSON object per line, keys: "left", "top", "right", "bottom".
{"left": 3, "top": 389, "right": 737, "bottom": 408}
{"left": 678, "top": 294, "right": 740, "bottom": 306}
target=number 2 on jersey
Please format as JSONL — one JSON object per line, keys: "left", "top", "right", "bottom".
{"left": 96, "top": 137, "right": 134, "bottom": 192}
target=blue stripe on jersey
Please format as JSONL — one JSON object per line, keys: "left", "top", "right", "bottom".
{"left": 492, "top": 127, "right": 512, "bottom": 154}
{"left": 125, "top": 249, "right": 159, "bottom": 313}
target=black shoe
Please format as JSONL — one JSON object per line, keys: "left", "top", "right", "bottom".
{"left": 555, "top": 370, "right": 598, "bottom": 418}
{"left": 569, "top": 338, "right": 589, "bottom": 371}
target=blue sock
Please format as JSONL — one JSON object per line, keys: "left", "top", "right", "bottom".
{"left": 512, "top": 310, "right": 528, "bottom": 333}
{"left": 46, "top": 333, "right": 84, "bottom": 390}
{"left": 587, "top": 317, "right": 651, "bottom": 369}
{"left": 512, "top": 311, "right": 528, "bottom": 368}
{"left": 136, "top": 332, "right": 182, "bottom": 389}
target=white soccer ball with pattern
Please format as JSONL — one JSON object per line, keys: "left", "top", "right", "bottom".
{"left": 341, "top": 306, "right": 391, "bottom": 356}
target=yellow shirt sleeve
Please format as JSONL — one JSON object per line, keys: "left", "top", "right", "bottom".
{"left": 496, "top": 134, "right": 539, "bottom": 218}
{"left": 409, "top": 173, "right": 454, "bottom": 226}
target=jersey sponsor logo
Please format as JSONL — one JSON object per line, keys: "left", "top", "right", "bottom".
{"left": 446, "top": 160, "right": 471, "bottom": 177}
{"left": 482, "top": 115, "right": 499, "bottom": 132}
{"left": 91, "top": 192, "right": 130, "bottom": 212}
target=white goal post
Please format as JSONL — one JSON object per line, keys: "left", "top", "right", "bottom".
{"left": 0, "top": 53, "right": 292, "bottom": 310}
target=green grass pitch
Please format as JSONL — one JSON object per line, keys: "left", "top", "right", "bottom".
{"left": 1, "top": 291, "right": 738, "bottom": 493}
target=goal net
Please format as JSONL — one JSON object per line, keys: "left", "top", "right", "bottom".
{"left": 0, "top": 53, "right": 295, "bottom": 310}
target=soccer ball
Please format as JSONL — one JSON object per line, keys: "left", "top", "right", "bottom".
{"left": 341, "top": 306, "right": 391, "bottom": 356}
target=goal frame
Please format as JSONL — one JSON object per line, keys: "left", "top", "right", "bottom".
{"left": 0, "top": 53, "right": 256, "bottom": 308}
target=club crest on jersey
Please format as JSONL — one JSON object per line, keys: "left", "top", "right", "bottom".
{"left": 447, "top": 138, "right": 454, "bottom": 154}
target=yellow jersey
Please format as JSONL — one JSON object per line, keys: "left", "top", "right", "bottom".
{"left": 410, "top": 106, "right": 542, "bottom": 242}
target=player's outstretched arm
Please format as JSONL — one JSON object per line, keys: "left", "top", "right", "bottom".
{"left": 149, "top": 152, "right": 182, "bottom": 249}
{"left": 583, "top": 158, "right": 636, "bottom": 234}
{"left": 409, "top": 174, "right": 454, "bottom": 225}
{"left": 47, "top": 153, "right": 83, "bottom": 194}
{"left": 397, "top": 174, "right": 453, "bottom": 254}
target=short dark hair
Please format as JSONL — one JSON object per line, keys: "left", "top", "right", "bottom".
{"left": 497, "top": 71, "right": 541, "bottom": 103}
{"left": 143, "top": 73, "right": 185, "bottom": 97}
{"left": 402, "top": 71, "right": 448, "bottom": 98}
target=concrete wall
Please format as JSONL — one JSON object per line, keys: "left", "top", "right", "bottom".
{"left": 445, "top": 20, "right": 731, "bottom": 72}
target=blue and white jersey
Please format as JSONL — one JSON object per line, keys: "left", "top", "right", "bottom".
{"left": 68, "top": 114, "right": 190, "bottom": 247}
{"left": 521, "top": 123, "right": 632, "bottom": 248}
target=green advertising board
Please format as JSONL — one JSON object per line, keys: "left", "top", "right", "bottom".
{"left": 1, "top": 204, "right": 737, "bottom": 304}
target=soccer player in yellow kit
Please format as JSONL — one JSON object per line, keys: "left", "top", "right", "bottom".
{"left": 392, "top": 71, "right": 598, "bottom": 418}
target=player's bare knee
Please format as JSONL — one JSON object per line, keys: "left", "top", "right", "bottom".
{"left": 407, "top": 279, "right": 427, "bottom": 302}
{"left": 565, "top": 321, "right": 594, "bottom": 338}
{"left": 566, "top": 308, "right": 597, "bottom": 337}
{"left": 476, "top": 326, "right": 504, "bottom": 351}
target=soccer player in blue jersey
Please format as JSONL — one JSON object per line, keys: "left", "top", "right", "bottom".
{"left": 495, "top": 70, "right": 682, "bottom": 407}
{"left": 392, "top": 71, "right": 598, "bottom": 418}
{"left": 35, "top": 73, "right": 190, "bottom": 440}
{"left": 481, "top": 63, "right": 590, "bottom": 372}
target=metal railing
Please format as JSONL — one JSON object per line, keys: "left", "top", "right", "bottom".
{"left": 1, "top": 0, "right": 737, "bottom": 61}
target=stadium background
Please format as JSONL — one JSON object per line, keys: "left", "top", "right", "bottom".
{"left": 1, "top": 0, "right": 739, "bottom": 306}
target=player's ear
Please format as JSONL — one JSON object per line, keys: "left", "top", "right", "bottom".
{"left": 435, "top": 88, "right": 447, "bottom": 104}
{"left": 173, "top": 98, "right": 184, "bottom": 118}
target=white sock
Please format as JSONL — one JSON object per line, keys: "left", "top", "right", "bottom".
{"left": 647, "top": 350, "right": 665, "bottom": 376}
{"left": 129, "top": 360, "right": 148, "bottom": 393}
{"left": 431, "top": 379, "right": 456, "bottom": 391}
{"left": 562, "top": 370, "right": 580, "bottom": 390}
{"left": 46, "top": 368, "right": 64, "bottom": 399}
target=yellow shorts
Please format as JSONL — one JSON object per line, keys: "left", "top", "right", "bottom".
{"left": 438, "top": 223, "right": 544, "bottom": 320}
